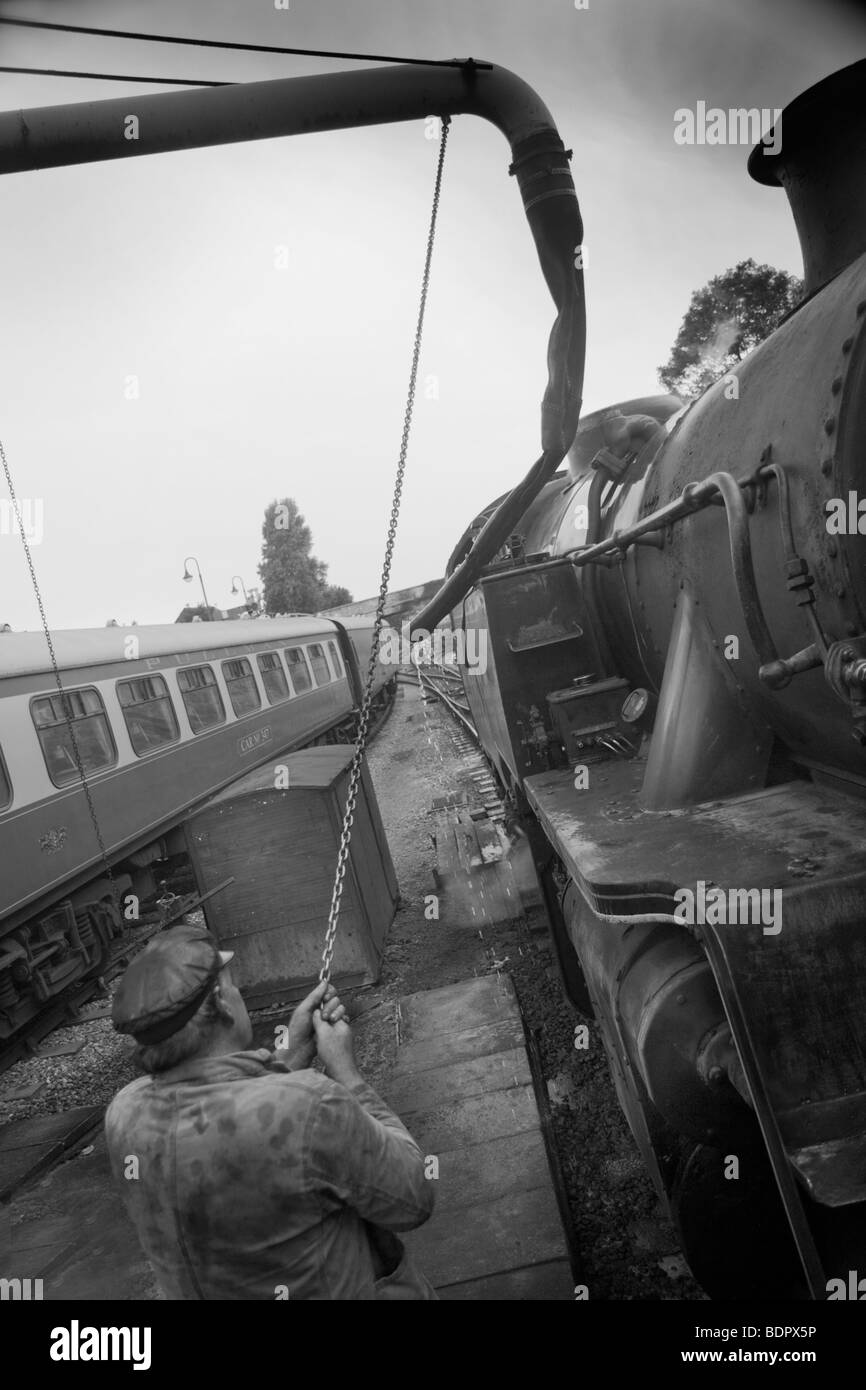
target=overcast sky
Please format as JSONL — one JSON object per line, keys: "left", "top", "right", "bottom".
{"left": 0, "top": 0, "right": 864, "bottom": 631}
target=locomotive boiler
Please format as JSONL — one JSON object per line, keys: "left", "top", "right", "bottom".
{"left": 415, "top": 61, "right": 866, "bottom": 1298}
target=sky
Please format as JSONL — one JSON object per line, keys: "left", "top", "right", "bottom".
{"left": 0, "top": 0, "right": 864, "bottom": 631}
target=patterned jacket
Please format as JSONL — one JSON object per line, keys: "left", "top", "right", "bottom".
{"left": 104, "top": 1048, "right": 437, "bottom": 1300}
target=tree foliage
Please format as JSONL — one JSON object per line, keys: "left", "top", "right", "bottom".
{"left": 658, "top": 258, "right": 803, "bottom": 399}
{"left": 258, "top": 498, "right": 353, "bottom": 615}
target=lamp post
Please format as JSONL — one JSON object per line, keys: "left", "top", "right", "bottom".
{"left": 182, "top": 556, "right": 212, "bottom": 620}
{"left": 231, "top": 575, "right": 259, "bottom": 616}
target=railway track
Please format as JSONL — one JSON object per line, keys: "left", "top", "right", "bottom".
{"left": 412, "top": 661, "right": 479, "bottom": 743}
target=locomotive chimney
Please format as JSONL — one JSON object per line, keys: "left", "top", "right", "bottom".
{"left": 748, "top": 59, "right": 866, "bottom": 297}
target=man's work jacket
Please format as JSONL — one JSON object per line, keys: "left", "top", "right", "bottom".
{"left": 104, "top": 1049, "right": 437, "bottom": 1300}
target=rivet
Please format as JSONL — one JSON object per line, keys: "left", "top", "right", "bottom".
{"left": 843, "top": 337, "right": 854, "bottom": 353}
{"left": 821, "top": 458, "right": 833, "bottom": 475}
{"left": 831, "top": 376, "right": 843, "bottom": 394}
{"left": 824, "top": 416, "right": 836, "bottom": 434}
{"left": 676, "top": 994, "right": 686, "bottom": 1005}
{"left": 836, "top": 585, "right": 846, "bottom": 599}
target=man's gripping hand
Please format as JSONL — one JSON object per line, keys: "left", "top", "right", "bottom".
{"left": 313, "top": 1008, "right": 362, "bottom": 1089}
{"left": 280, "top": 981, "right": 348, "bottom": 1070}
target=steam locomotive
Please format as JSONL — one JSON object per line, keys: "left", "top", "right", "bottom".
{"left": 1, "top": 39, "right": 863, "bottom": 1300}
{"left": 440, "top": 62, "right": 866, "bottom": 1299}
{"left": 0, "top": 615, "right": 393, "bottom": 1042}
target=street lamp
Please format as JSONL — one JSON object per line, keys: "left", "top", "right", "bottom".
{"left": 231, "top": 576, "right": 259, "bottom": 615}
{"left": 182, "top": 556, "right": 212, "bottom": 620}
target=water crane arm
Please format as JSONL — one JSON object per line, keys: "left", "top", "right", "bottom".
{"left": 0, "top": 60, "right": 586, "bottom": 632}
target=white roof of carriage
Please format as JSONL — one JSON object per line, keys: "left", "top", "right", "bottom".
{"left": 0, "top": 615, "right": 370, "bottom": 679}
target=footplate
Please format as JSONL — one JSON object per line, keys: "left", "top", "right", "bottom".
{"left": 524, "top": 763, "right": 866, "bottom": 1297}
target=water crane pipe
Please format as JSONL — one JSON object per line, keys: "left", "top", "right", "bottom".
{"left": 0, "top": 61, "right": 587, "bottom": 634}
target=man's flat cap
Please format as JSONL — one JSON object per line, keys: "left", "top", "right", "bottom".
{"left": 112, "top": 923, "right": 234, "bottom": 1045}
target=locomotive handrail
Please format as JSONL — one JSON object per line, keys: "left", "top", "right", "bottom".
{"left": 0, "top": 61, "right": 586, "bottom": 640}
{"left": 561, "top": 464, "right": 837, "bottom": 680}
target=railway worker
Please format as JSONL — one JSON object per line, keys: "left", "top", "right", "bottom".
{"left": 105, "top": 924, "right": 437, "bottom": 1300}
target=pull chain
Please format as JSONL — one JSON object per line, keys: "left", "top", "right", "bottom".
{"left": 319, "top": 116, "right": 451, "bottom": 987}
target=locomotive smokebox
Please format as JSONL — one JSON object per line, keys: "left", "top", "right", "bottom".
{"left": 748, "top": 59, "right": 866, "bottom": 295}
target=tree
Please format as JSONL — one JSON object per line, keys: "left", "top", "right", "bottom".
{"left": 258, "top": 498, "right": 353, "bottom": 614}
{"left": 319, "top": 584, "right": 353, "bottom": 609}
{"left": 658, "top": 258, "right": 803, "bottom": 399}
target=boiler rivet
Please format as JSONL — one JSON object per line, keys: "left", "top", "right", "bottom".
{"left": 824, "top": 416, "right": 836, "bottom": 434}
{"left": 836, "top": 585, "right": 846, "bottom": 599}
{"left": 821, "top": 459, "right": 833, "bottom": 475}
{"left": 676, "top": 994, "right": 686, "bottom": 1005}
{"left": 843, "top": 337, "right": 854, "bottom": 353}
{"left": 831, "top": 376, "right": 843, "bottom": 394}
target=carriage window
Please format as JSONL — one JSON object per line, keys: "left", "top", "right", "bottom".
{"left": 177, "top": 665, "right": 226, "bottom": 733}
{"left": 285, "top": 647, "right": 312, "bottom": 693}
{"left": 257, "top": 652, "right": 290, "bottom": 704}
{"left": 117, "top": 675, "right": 180, "bottom": 755}
{"left": 307, "top": 643, "right": 331, "bottom": 686}
{"left": 0, "top": 747, "right": 11, "bottom": 809}
{"left": 31, "top": 687, "right": 117, "bottom": 787}
{"left": 222, "top": 657, "right": 261, "bottom": 717}
{"left": 327, "top": 641, "right": 344, "bottom": 679}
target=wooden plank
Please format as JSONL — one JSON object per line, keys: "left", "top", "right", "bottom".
{"left": 438, "top": 1258, "right": 575, "bottom": 1301}
{"left": 421, "top": 1130, "right": 554, "bottom": 1213}
{"left": 0, "top": 1106, "right": 103, "bottom": 1203}
{"left": 432, "top": 808, "right": 525, "bottom": 927}
{"left": 393, "top": 1018, "right": 525, "bottom": 1074}
{"left": 404, "top": 1185, "right": 568, "bottom": 1287}
{"left": 389, "top": 975, "right": 573, "bottom": 1295}
{"left": 0, "top": 1107, "right": 103, "bottom": 1153}
{"left": 398, "top": 975, "right": 516, "bottom": 1041}
{"left": 404, "top": 1085, "right": 539, "bottom": 1153}
{"left": 35, "top": 1039, "right": 87, "bottom": 1059}
{"left": 383, "top": 1046, "right": 530, "bottom": 1113}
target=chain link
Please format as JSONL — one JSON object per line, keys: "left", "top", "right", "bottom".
{"left": 319, "top": 116, "right": 450, "bottom": 986}
{"left": 0, "top": 439, "right": 116, "bottom": 890}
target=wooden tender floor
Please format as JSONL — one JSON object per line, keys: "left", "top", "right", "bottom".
{"left": 382, "top": 974, "right": 575, "bottom": 1300}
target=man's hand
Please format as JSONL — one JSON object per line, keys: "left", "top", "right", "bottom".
{"left": 313, "top": 1009, "right": 362, "bottom": 1089}
{"left": 280, "top": 981, "right": 348, "bottom": 1070}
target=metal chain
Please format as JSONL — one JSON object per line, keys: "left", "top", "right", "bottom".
{"left": 0, "top": 439, "right": 116, "bottom": 888}
{"left": 319, "top": 116, "right": 451, "bottom": 986}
